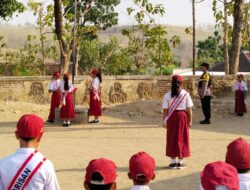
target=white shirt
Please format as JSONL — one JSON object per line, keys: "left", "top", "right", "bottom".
{"left": 0, "top": 148, "right": 60, "bottom": 190}
{"left": 48, "top": 79, "right": 62, "bottom": 91}
{"left": 60, "top": 82, "right": 75, "bottom": 93}
{"left": 92, "top": 77, "right": 100, "bottom": 90}
{"left": 131, "top": 185, "right": 150, "bottom": 190}
{"left": 200, "top": 185, "right": 229, "bottom": 190}
{"left": 162, "top": 89, "right": 194, "bottom": 110}
{"left": 239, "top": 173, "right": 250, "bottom": 190}
{"left": 234, "top": 81, "right": 248, "bottom": 91}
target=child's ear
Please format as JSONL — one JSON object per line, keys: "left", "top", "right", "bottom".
{"left": 15, "top": 131, "right": 20, "bottom": 140}
{"left": 152, "top": 173, "right": 156, "bottom": 181}
{"left": 111, "top": 182, "right": 117, "bottom": 190}
{"left": 127, "top": 172, "right": 132, "bottom": 179}
{"left": 83, "top": 181, "right": 89, "bottom": 190}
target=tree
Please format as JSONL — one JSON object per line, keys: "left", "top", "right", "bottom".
{"left": 229, "top": 0, "right": 244, "bottom": 74}
{"left": 53, "top": 0, "right": 120, "bottom": 74}
{"left": 0, "top": 0, "right": 24, "bottom": 19}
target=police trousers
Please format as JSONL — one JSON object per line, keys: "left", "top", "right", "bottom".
{"left": 201, "top": 96, "right": 211, "bottom": 120}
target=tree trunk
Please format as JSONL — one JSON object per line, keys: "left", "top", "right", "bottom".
{"left": 192, "top": 0, "right": 196, "bottom": 75}
{"left": 223, "top": 0, "right": 229, "bottom": 75}
{"left": 229, "top": 0, "right": 244, "bottom": 74}
{"left": 54, "top": 0, "right": 70, "bottom": 74}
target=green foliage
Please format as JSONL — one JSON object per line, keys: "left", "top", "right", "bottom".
{"left": 0, "top": 0, "right": 25, "bottom": 20}
{"left": 197, "top": 31, "right": 224, "bottom": 67}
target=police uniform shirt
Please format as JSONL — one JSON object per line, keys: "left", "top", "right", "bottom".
{"left": 198, "top": 72, "right": 212, "bottom": 97}
{"left": 162, "top": 89, "right": 194, "bottom": 110}
{"left": 239, "top": 174, "right": 250, "bottom": 190}
{"left": 0, "top": 148, "right": 60, "bottom": 190}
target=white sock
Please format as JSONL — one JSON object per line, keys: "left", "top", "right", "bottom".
{"left": 67, "top": 120, "right": 70, "bottom": 124}
{"left": 178, "top": 159, "right": 184, "bottom": 164}
{"left": 171, "top": 158, "right": 176, "bottom": 164}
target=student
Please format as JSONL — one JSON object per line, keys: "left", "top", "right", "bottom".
{"left": 234, "top": 74, "right": 248, "bottom": 116}
{"left": 226, "top": 138, "right": 250, "bottom": 190}
{"left": 47, "top": 71, "right": 62, "bottom": 124}
{"left": 88, "top": 68, "right": 102, "bottom": 124}
{"left": 84, "top": 158, "right": 117, "bottom": 190}
{"left": 198, "top": 63, "right": 212, "bottom": 124}
{"left": 60, "top": 73, "right": 76, "bottom": 127}
{"left": 128, "top": 152, "right": 155, "bottom": 190}
{"left": 0, "top": 114, "right": 60, "bottom": 190}
{"left": 162, "top": 75, "right": 193, "bottom": 169}
{"left": 200, "top": 161, "right": 239, "bottom": 190}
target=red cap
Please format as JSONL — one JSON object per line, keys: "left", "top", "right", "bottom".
{"left": 201, "top": 161, "right": 239, "bottom": 190}
{"left": 85, "top": 158, "right": 117, "bottom": 185}
{"left": 16, "top": 114, "right": 44, "bottom": 139}
{"left": 172, "top": 75, "right": 183, "bottom": 83}
{"left": 226, "top": 138, "right": 250, "bottom": 169}
{"left": 53, "top": 71, "right": 60, "bottom": 78}
{"left": 129, "top": 152, "right": 155, "bottom": 182}
{"left": 91, "top": 68, "right": 99, "bottom": 76}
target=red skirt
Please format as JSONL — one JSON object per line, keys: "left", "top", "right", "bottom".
{"left": 89, "top": 91, "right": 102, "bottom": 117}
{"left": 60, "top": 93, "right": 75, "bottom": 119}
{"left": 48, "top": 92, "right": 61, "bottom": 120}
{"left": 235, "top": 90, "right": 247, "bottom": 113}
{"left": 166, "top": 110, "right": 190, "bottom": 158}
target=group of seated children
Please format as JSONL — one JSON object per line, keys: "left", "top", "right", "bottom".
{"left": 0, "top": 114, "right": 250, "bottom": 190}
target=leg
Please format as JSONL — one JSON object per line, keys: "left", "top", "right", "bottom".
{"left": 204, "top": 96, "right": 211, "bottom": 121}
{"left": 168, "top": 157, "right": 177, "bottom": 169}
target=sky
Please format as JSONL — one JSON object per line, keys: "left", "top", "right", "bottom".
{"left": 6, "top": 0, "right": 216, "bottom": 27}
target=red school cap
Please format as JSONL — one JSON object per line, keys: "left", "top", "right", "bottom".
{"left": 16, "top": 114, "right": 44, "bottom": 139}
{"left": 129, "top": 151, "right": 155, "bottom": 182}
{"left": 91, "top": 68, "right": 99, "bottom": 75}
{"left": 226, "top": 138, "right": 250, "bottom": 170}
{"left": 85, "top": 158, "right": 117, "bottom": 185}
{"left": 53, "top": 71, "right": 60, "bottom": 78}
{"left": 200, "top": 161, "right": 239, "bottom": 190}
{"left": 172, "top": 75, "right": 183, "bottom": 83}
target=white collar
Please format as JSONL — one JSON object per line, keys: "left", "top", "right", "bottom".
{"left": 131, "top": 185, "right": 150, "bottom": 190}
{"left": 239, "top": 173, "right": 250, "bottom": 181}
{"left": 16, "top": 148, "right": 37, "bottom": 154}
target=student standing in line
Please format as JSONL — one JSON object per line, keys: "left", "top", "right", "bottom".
{"left": 0, "top": 114, "right": 60, "bottom": 190}
{"left": 162, "top": 75, "right": 193, "bottom": 169}
{"left": 60, "top": 73, "right": 76, "bottom": 127}
{"left": 88, "top": 68, "right": 102, "bottom": 124}
{"left": 234, "top": 74, "right": 248, "bottom": 116}
{"left": 47, "top": 71, "right": 62, "bottom": 124}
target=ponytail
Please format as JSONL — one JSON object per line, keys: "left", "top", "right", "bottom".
{"left": 64, "top": 76, "right": 69, "bottom": 91}
{"left": 96, "top": 73, "right": 102, "bottom": 83}
{"left": 171, "top": 78, "right": 182, "bottom": 98}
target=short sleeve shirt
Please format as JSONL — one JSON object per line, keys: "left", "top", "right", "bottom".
{"left": 92, "top": 77, "right": 100, "bottom": 90}
{"left": 234, "top": 81, "right": 248, "bottom": 91}
{"left": 162, "top": 89, "right": 194, "bottom": 110}
{"left": 48, "top": 79, "right": 62, "bottom": 91}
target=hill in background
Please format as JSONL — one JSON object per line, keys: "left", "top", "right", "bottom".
{"left": 0, "top": 23, "right": 213, "bottom": 67}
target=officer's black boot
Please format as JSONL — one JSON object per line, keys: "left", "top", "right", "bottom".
{"left": 200, "top": 119, "right": 211, "bottom": 125}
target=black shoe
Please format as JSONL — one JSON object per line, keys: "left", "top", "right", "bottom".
{"left": 177, "top": 163, "right": 186, "bottom": 169}
{"left": 237, "top": 113, "right": 244, "bottom": 117}
{"left": 168, "top": 163, "right": 177, "bottom": 169}
{"left": 200, "top": 119, "right": 211, "bottom": 124}
{"left": 46, "top": 120, "right": 54, "bottom": 124}
{"left": 89, "top": 120, "right": 99, "bottom": 124}
{"left": 62, "top": 123, "right": 69, "bottom": 127}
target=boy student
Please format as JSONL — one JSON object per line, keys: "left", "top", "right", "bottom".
{"left": 128, "top": 152, "right": 156, "bottom": 190}
{"left": 0, "top": 114, "right": 60, "bottom": 190}
{"left": 84, "top": 158, "right": 117, "bottom": 190}
{"left": 200, "top": 161, "right": 239, "bottom": 190}
{"left": 226, "top": 138, "right": 250, "bottom": 190}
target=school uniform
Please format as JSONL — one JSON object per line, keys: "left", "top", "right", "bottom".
{"left": 131, "top": 185, "right": 150, "bottom": 190}
{"left": 238, "top": 174, "right": 250, "bottom": 190}
{"left": 48, "top": 79, "right": 62, "bottom": 121}
{"left": 89, "top": 77, "right": 102, "bottom": 117}
{"left": 162, "top": 89, "right": 193, "bottom": 158}
{"left": 60, "top": 82, "right": 75, "bottom": 119}
{"left": 234, "top": 81, "right": 248, "bottom": 114}
{"left": 0, "top": 148, "right": 60, "bottom": 190}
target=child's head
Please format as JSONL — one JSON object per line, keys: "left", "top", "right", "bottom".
{"left": 53, "top": 71, "right": 60, "bottom": 80}
{"left": 200, "top": 161, "right": 239, "bottom": 190}
{"left": 226, "top": 138, "right": 250, "bottom": 173}
{"left": 128, "top": 152, "right": 155, "bottom": 186}
{"left": 84, "top": 158, "right": 117, "bottom": 190}
{"left": 237, "top": 74, "right": 244, "bottom": 82}
{"left": 16, "top": 114, "right": 45, "bottom": 148}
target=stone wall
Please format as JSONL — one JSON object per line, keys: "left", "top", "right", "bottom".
{"left": 0, "top": 75, "right": 249, "bottom": 104}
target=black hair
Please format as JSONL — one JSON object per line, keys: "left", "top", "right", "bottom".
{"left": 20, "top": 137, "right": 36, "bottom": 142}
{"left": 64, "top": 76, "right": 69, "bottom": 91}
{"left": 87, "top": 172, "right": 113, "bottom": 190}
{"left": 96, "top": 73, "right": 102, "bottom": 83}
{"left": 237, "top": 168, "right": 250, "bottom": 174}
{"left": 171, "top": 78, "right": 182, "bottom": 98}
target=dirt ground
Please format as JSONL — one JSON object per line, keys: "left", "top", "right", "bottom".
{"left": 0, "top": 97, "right": 250, "bottom": 190}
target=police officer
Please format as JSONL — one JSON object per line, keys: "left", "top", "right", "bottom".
{"left": 198, "top": 63, "right": 212, "bottom": 124}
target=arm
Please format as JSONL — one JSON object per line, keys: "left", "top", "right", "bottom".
{"left": 186, "top": 107, "right": 193, "bottom": 127}
{"left": 201, "top": 81, "right": 208, "bottom": 98}
{"left": 45, "top": 162, "right": 60, "bottom": 190}
{"left": 162, "top": 109, "right": 168, "bottom": 129}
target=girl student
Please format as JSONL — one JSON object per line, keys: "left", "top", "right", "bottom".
{"left": 162, "top": 75, "right": 193, "bottom": 169}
